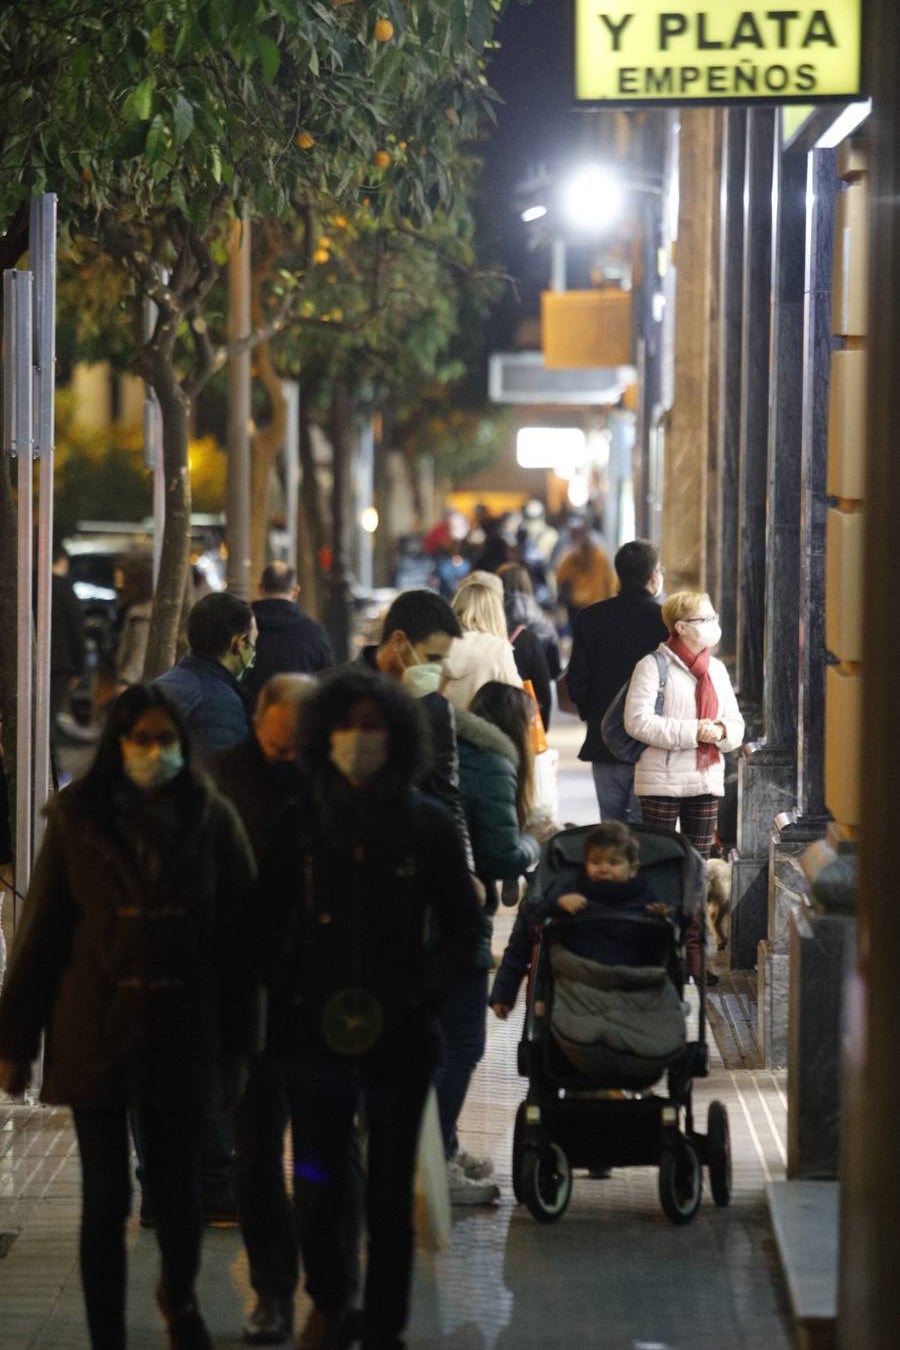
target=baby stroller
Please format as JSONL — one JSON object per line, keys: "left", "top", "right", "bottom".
{"left": 512, "top": 823, "right": 731, "bottom": 1226}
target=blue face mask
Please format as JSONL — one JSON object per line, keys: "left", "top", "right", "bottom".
{"left": 121, "top": 742, "right": 184, "bottom": 790}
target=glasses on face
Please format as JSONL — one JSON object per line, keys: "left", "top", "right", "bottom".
{"left": 682, "top": 613, "right": 718, "bottom": 624}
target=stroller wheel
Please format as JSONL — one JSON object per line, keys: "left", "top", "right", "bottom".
{"left": 659, "top": 1140, "right": 702, "bottom": 1225}
{"left": 512, "top": 1103, "right": 527, "bottom": 1204}
{"left": 707, "top": 1100, "right": 732, "bottom": 1207}
{"left": 521, "top": 1143, "right": 572, "bottom": 1223}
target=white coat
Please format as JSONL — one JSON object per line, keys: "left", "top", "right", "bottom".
{"left": 440, "top": 630, "right": 522, "bottom": 712}
{"left": 624, "top": 644, "right": 744, "bottom": 799}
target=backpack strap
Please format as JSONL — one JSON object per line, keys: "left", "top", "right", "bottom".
{"left": 509, "top": 624, "right": 526, "bottom": 644}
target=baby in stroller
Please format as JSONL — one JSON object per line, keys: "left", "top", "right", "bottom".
{"left": 495, "top": 821, "right": 729, "bottom": 1224}
{"left": 490, "top": 821, "right": 670, "bottom": 1020}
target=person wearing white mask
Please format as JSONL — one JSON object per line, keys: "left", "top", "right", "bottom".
{"left": 0, "top": 685, "right": 259, "bottom": 1350}
{"left": 624, "top": 591, "right": 744, "bottom": 980}
{"left": 257, "top": 669, "right": 481, "bottom": 1350}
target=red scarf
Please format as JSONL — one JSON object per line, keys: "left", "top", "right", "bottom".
{"left": 667, "top": 635, "right": 719, "bottom": 770}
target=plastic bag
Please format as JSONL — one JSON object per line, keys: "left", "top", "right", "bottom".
{"left": 414, "top": 1086, "right": 451, "bottom": 1251}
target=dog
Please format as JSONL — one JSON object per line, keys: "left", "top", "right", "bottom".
{"left": 705, "top": 858, "right": 733, "bottom": 952}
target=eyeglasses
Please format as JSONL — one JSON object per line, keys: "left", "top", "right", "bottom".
{"left": 682, "top": 613, "right": 718, "bottom": 624}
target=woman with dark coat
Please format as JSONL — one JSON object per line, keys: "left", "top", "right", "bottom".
{"left": 498, "top": 563, "right": 561, "bottom": 729}
{"left": 0, "top": 685, "right": 260, "bottom": 1350}
{"left": 435, "top": 680, "right": 540, "bottom": 1202}
{"left": 255, "top": 668, "right": 481, "bottom": 1350}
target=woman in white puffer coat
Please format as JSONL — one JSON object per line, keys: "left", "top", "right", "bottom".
{"left": 624, "top": 591, "right": 744, "bottom": 857}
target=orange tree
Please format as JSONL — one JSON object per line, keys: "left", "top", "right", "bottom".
{"left": 0, "top": 0, "right": 508, "bottom": 684}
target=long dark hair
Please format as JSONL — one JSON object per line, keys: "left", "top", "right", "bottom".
{"left": 299, "top": 668, "right": 430, "bottom": 801}
{"left": 468, "top": 680, "right": 534, "bottom": 828}
{"left": 77, "top": 684, "right": 195, "bottom": 816}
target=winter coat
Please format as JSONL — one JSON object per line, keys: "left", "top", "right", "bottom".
{"left": 456, "top": 707, "right": 541, "bottom": 968}
{"left": 50, "top": 573, "right": 86, "bottom": 678}
{"left": 504, "top": 592, "right": 561, "bottom": 680}
{"left": 625, "top": 645, "right": 744, "bottom": 798}
{"left": 555, "top": 542, "right": 616, "bottom": 610}
{"left": 242, "top": 598, "right": 334, "bottom": 699}
{"left": 566, "top": 588, "right": 669, "bottom": 764}
{"left": 258, "top": 781, "right": 482, "bottom": 1078}
{"left": 208, "top": 734, "right": 306, "bottom": 865}
{"left": 441, "top": 630, "right": 522, "bottom": 712}
{"left": 509, "top": 626, "right": 552, "bottom": 731}
{"left": 155, "top": 654, "right": 254, "bottom": 754}
{"left": 115, "top": 600, "right": 152, "bottom": 686}
{"left": 0, "top": 776, "right": 261, "bottom": 1110}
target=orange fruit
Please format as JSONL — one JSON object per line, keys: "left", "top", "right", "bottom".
{"left": 373, "top": 150, "right": 390, "bottom": 169}
{"left": 313, "top": 249, "right": 330, "bottom": 265}
{"left": 296, "top": 132, "right": 315, "bottom": 149}
{"left": 374, "top": 18, "right": 394, "bottom": 41}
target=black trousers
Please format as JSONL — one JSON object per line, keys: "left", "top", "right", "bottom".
{"left": 236, "top": 1057, "right": 428, "bottom": 1345}
{"left": 72, "top": 1105, "right": 205, "bottom": 1350}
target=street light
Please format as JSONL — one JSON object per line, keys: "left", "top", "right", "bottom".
{"left": 560, "top": 165, "right": 625, "bottom": 232}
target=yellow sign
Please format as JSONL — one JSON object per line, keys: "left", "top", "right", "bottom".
{"left": 574, "top": 2, "right": 863, "bottom": 104}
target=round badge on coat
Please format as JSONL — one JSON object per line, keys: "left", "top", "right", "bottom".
{"left": 321, "top": 987, "right": 384, "bottom": 1054}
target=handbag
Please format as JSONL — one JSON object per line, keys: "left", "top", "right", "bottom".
{"left": 521, "top": 677, "right": 549, "bottom": 755}
{"left": 600, "top": 650, "right": 668, "bottom": 764}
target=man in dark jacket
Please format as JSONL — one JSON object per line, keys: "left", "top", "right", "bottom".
{"left": 565, "top": 540, "right": 668, "bottom": 823}
{"left": 155, "top": 591, "right": 257, "bottom": 755}
{"left": 243, "top": 562, "right": 333, "bottom": 701}
{"left": 351, "top": 589, "right": 476, "bottom": 871}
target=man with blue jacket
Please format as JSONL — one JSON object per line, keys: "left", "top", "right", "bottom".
{"left": 155, "top": 591, "right": 257, "bottom": 755}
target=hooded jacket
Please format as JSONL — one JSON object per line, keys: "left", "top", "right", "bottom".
{"left": 456, "top": 707, "right": 540, "bottom": 968}
{"left": 0, "top": 776, "right": 260, "bottom": 1109}
{"left": 441, "top": 630, "right": 522, "bottom": 712}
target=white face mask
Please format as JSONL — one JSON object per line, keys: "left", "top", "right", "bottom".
{"left": 402, "top": 662, "right": 442, "bottom": 698}
{"left": 330, "top": 728, "right": 389, "bottom": 785}
{"left": 684, "top": 619, "right": 722, "bottom": 649}
{"left": 121, "top": 742, "right": 184, "bottom": 790}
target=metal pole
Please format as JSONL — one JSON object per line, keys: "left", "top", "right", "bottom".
{"left": 356, "top": 404, "right": 374, "bottom": 593}
{"left": 226, "top": 212, "right": 251, "bottom": 598}
{"left": 31, "top": 194, "right": 57, "bottom": 844}
{"left": 7, "top": 271, "right": 35, "bottom": 923}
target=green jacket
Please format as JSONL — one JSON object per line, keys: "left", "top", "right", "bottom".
{"left": 0, "top": 775, "right": 261, "bottom": 1110}
{"left": 456, "top": 708, "right": 540, "bottom": 969}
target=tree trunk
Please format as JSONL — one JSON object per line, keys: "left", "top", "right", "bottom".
{"left": 324, "top": 379, "right": 355, "bottom": 664}
{"left": 142, "top": 360, "right": 192, "bottom": 679}
{"left": 249, "top": 336, "right": 287, "bottom": 585}
{"left": 298, "top": 394, "right": 327, "bottom": 620}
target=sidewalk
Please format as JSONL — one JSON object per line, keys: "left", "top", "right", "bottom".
{"left": 0, "top": 710, "right": 794, "bottom": 1350}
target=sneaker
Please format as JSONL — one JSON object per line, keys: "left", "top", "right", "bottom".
{"left": 242, "top": 1293, "right": 293, "bottom": 1345}
{"left": 447, "top": 1160, "right": 500, "bottom": 1206}
{"left": 454, "top": 1150, "right": 495, "bottom": 1181}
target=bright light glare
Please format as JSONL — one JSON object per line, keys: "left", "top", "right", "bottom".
{"left": 521, "top": 205, "right": 548, "bottom": 223}
{"left": 567, "top": 473, "right": 590, "bottom": 508}
{"left": 516, "top": 426, "right": 585, "bottom": 473}
{"left": 561, "top": 166, "right": 624, "bottom": 232}
{"left": 360, "top": 506, "right": 379, "bottom": 533}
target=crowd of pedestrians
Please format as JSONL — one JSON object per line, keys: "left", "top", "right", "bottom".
{"left": 0, "top": 517, "right": 743, "bottom": 1350}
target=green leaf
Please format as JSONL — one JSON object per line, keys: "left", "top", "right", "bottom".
{"left": 123, "top": 77, "right": 155, "bottom": 123}
{"left": 145, "top": 113, "right": 168, "bottom": 163}
{"left": 257, "top": 34, "right": 280, "bottom": 83}
{"left": 149, "top": 25, "right": 165, "bottom": 54}
{"left": 210, "top": 144, "right": 223, "bottom": 184}
{"left": 170, "top": 93, "right": 195, "bottom": 148}
{"left": 111, "top": 121, "right": 150, "bottom": 161}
